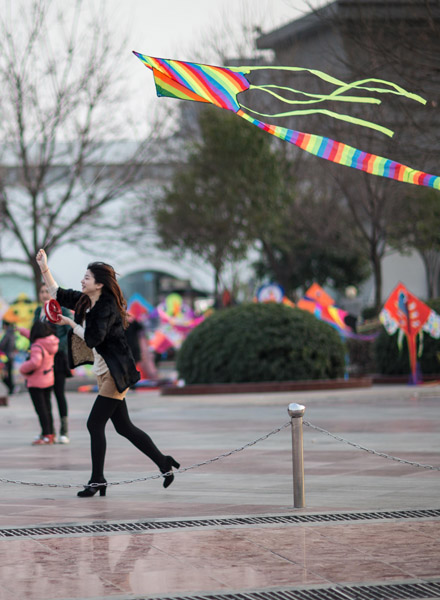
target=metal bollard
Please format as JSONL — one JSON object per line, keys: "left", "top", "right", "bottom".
{"left": 288, "top": 403, "right": 306, "bottom": 508}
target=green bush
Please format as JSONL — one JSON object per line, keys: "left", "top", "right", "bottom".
{"left": 374, "top": 298, "right": 440, "bottom": 375}
{"left": 177, "top": 303, "right": 346, "bottom": 384}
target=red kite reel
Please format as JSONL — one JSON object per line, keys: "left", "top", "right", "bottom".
{"left": 44, "top": 299, "right": 62, "bottom": 324}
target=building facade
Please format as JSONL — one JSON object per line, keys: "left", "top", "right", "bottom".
{"left": 255, "top": 0, "right": 440, "bottom": 305}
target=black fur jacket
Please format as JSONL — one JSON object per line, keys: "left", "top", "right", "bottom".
{"left": 56, "top": 287, "right": 140, "bottom": 393}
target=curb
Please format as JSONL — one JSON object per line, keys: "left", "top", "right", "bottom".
{"left": 160, "top": 377, "right": 373, "bottom": 395}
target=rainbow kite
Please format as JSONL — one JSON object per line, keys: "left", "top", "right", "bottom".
{"left": 133, "top": 52, "right": 440, "bottom": 190}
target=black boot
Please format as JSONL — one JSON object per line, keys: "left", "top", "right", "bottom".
{"left": 160, "top": 456, "right": 180, "bottom": 488}
{"left": 77, "top": 479, "right": 107, "bottom": 497}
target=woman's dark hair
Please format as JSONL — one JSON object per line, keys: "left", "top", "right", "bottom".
{"left": 75, "top": 262, "right": 128, "bottom": 328}
{"left": 30, "top": 321, "right": 54, "bottom": 344}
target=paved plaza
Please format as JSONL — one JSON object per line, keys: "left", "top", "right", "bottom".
{"left": 0, "top": 383, "right": 439, "bottom": 599}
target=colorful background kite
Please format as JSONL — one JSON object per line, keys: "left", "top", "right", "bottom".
{"left": 380, "top": 282, "right": 440, "bottom": 383}
{"left": 149, "top": 293, "right": 205, "bottom": 355}
{"left": 297, "top": 283, "right": 375, "bottom": 340}
{"left": 2, "top": 293, "right": 38, "bottom": 330}
{"left": 133, "top": 52, "right": 440, "bottom": 190}
{"left": 127, "top": 293, "right": 155, "bottom": 322}
{"left": 254, "top": 283, "right": 295, "bottom": 307}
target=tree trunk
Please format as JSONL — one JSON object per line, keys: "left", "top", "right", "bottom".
{"left": 421, "top": 253, "right": 434, "bottom": 299}
{"left": 32, "top": 257, "right": 42, "bottom": 299}
{"left": 372, "top": 250, "right": 382, "bottom": 312}
{"left": 420, "top": 250, "right": 440, "bottom": 300}
{"left": 434, "top": 260, "right": 440, "bottom": 299}
{"left": 214, "top": 267, "right": 220, "bottom": 308}
{"left": 260, "top": 239, "right": 291, "bottom": 293}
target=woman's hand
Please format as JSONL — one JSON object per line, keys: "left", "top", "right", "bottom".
{"left": 36, "top": 249, "right": 48, "bottom": 272}
{"left": 55, "top": 315, "right": 76, "bottom": 329}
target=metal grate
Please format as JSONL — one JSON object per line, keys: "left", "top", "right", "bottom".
{"left": 132, "top": 580, "right": 440, "bottom": 600}
{"left": 1, "top": 508, "right": 439, "bottom": 539}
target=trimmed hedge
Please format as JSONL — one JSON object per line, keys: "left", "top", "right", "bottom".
{"left": 176, "top": 303, "right": 345, "bottom": 384}
{"left": 374, "top": 298, "right": 440, "bottom": 375}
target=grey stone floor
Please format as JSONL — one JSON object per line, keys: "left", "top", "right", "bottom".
{"left": 0, "top": 383, "right": 439, "bottom": 599}
{"left": 1, "top": 383, "right": 439, "bottom": 521}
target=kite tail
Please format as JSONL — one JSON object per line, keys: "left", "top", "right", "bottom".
{"left": 407, "top": 334, "right": 419, "bottom": 384}
{"left": 236, "top": 109, "right": 440, "bottom": 190}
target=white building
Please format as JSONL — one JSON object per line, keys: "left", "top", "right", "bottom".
{"left": 0, "top": 137, "right": 214, "bottom": 305}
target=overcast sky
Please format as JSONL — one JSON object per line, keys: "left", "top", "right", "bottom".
{"left": 112, "top": 0, "right": 320, "bottom": 59}
{"left": 2, "top": 0, "right": 325, "bottom": 138}
{"left": 106, "top": 0, "right": 325, "bottom": 134}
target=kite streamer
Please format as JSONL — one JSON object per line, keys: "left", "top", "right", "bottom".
{"left": 133, "top": 52, "right": 440, "bottom": 190}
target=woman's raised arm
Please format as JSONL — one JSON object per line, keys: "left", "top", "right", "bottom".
{"left": 36, "top": 249, "right": 57, "bottom": 293}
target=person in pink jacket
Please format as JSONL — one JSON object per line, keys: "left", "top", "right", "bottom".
{"left": 20, "top": 321, "right": 59, "bottom": 445}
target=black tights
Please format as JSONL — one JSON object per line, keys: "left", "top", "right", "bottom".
{"left": 86, "top": 395, "right": 166, "bottom": 483}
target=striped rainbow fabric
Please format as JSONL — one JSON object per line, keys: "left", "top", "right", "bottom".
{"left": 133, "top": 53, "right": 249, "bottom": 112}
{"left": 237, "top": 110, "right": 440, "bottom": 189}
{"left": 133, "top": 52, "right": 440, "bottom": 191}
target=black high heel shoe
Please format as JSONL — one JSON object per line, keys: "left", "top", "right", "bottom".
{"left": 160, "top": 456, "right": 180, "bottom": 488}
{"left": 77, "top": 480, "right": 107, "bottom": 497}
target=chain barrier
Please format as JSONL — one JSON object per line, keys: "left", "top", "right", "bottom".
{"left": 2, "top": 417, "right": 438, "bottom": 488}
{"left": 0, "top": 422, "right": 291, "bottom": 488}
{"left": 304, "top": 420, "right": 440, "bottom": 471}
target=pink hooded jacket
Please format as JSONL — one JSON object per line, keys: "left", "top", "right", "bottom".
{"left": 19, "top": 335, "right": 59, "bottom": 388}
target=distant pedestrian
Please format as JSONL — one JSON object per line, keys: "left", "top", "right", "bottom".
{"left": 20, "top": 321, "right": 59, "bottom": 445}
{"left": 0, "top": 320, "right": 16, "bottom": 394}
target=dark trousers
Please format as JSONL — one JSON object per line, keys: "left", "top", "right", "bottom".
{"left": 53, "top": 369, "right": 68, "bottom": 419}
{"left": 86, "top": 395, "right": 166, "bottom": 482}
{"left": 2, "top": 359, "right": 14, "bottom": 394}
{"left": 53, "top": 352, "right": 69, "bottom": 420}
{"left": 29, "top": 387, "right": 54, "bottom": 436}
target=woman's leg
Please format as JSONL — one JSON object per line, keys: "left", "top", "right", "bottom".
{"left": 110, "top": 400, "right": 166, "bottom": 468}
{"left": 86, "top": 395, "right": 121, "bottom": 482}
{"left": 28, "top": 387, "right": 52, "bottom": 436}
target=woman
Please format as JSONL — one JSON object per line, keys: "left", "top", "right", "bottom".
{"left": 36, "top": 249, "right": 179, "bottom": 497}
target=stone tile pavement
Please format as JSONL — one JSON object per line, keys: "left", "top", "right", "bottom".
{"left": 0, "top": 383, "right": 439, "bottom": 599}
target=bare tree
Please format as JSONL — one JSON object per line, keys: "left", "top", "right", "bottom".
{"left": 0, "top": 0, "right": 164, "bottom": 294}
{"left": 255, "top": 0, "right": 440, "bottom": 309}
{"left": 319, "top": 1, "right": 440, "bottom": 308}
{"left": 388, "top": 188, "right": 440, "bottom": 298}
{"left": 334, "top": 1, "right": 440, "bottom": 308}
